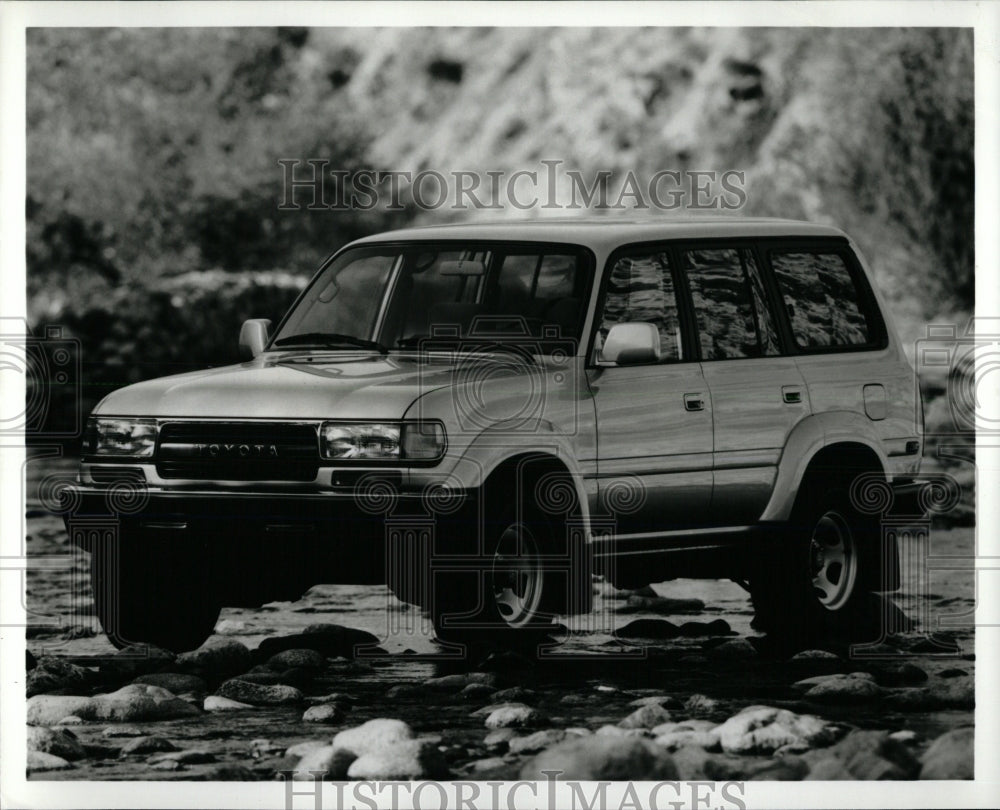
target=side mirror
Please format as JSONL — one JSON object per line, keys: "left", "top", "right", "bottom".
{"left": 599, "top": 322, "right": 661, "bottom": 366}
{"left": 239, "top": 318, "right": 272, "bottom": 360}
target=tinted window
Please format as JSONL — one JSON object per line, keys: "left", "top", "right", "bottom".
{"left": 684, "top": 248, "right": 777, "bottom": 360}
{"left": 771, "top": 252, "right": 871, "bottom": 348}
{"left": 599, "top": 252, "right": 682, "bottom": 361}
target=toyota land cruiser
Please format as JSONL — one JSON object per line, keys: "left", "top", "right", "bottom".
{"left": 65, "top": 218, "right": 924, "bottom": 652}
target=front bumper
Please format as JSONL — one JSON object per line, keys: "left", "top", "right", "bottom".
{"left": 63, "top": 482, "right": 476, "bottom": 589}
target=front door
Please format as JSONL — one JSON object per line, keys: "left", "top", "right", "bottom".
{"left": 587, "top": 248, "right": 713, "bottom": 540}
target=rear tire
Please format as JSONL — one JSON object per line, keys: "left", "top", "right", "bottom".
{"left": 89, "top": 528, "right": 220, "bottom": 653}
{"left": 750, "top": 485, "right": 881, "bottom": 650}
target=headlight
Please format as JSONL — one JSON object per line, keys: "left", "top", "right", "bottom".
{"left": 85, "top": 417, "right": 158, "bottom": 457}
{"left": 320, "top": 422, "right": 445, "bottom": 461}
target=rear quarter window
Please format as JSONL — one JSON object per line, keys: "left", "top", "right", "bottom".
{"left": 769, "top": 250, "right": 878, "bottom": 349}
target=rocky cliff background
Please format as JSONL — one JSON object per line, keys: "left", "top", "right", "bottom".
{"left": 26, "top": 27, "right": 973, "bottom": 435}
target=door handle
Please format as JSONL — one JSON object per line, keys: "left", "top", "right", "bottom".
{"left": 684, "top": 393, "right": 705, "bottom": 412}
{"left": 782, "top": 386, "right": 803, "bottom": 404}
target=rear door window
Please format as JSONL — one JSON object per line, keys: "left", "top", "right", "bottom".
{"left": 770, "top": 251, "right": 873, "bottom": 348}
{"left": 682, "top": 247, "right": 780, "bottom": 360}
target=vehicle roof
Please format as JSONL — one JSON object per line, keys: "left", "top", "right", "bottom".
{"left": 350, "top": 216, "right": 848, "bottom": 252}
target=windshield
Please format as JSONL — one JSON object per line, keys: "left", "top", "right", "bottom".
{"left": 271, "top": 242, "right": 592, "bottom": 354}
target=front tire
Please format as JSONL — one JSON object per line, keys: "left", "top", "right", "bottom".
{"left": 89, "top": 528, "right": 220, "bottom": 652}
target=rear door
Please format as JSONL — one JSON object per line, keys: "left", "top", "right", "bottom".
{"left": 587, "top": 247, "right": 713, "bottom": 536}
{"left": 677, "top": 242, "right": 809, "bottom": 524}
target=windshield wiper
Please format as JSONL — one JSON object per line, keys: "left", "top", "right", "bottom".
{"left": 272, "top": 332, "right": 388, "bottom": 354}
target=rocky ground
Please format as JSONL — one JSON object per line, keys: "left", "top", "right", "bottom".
{"left": 23, "top": 459, "right": 975, "bottom": 781}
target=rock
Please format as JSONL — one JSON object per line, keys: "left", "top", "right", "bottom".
{"left": 628, "top": 695, "right": 683, "bottom": 710}
{"left": 619, "top": 703, "right": 672, "bottom": 729}
{"left": 803, "top": 673, "right": 883, "bottom": 703}
{"left": 102, "top": 725, "right": 144, "bottom": 738}
{"left": 27, "top": 726, "right": 86, "bottom": 760}
{"left": 930, "top": 676, "right": 975, "bottom": 709}
{"left": 292, "top": 745, "right": 355, "bottom": 780}
{"left": 484, "top": 727, "right": 517, "bottom": 752}
{"left": 889, "top": 730, "right": 920, "bottom": 745}
{"left": 332, "top": 718, "right": 414, "bottom": 757}
{"left": 618, "top": 595, "right": 705, "bottom": 614}
{"left": 714, "top": 706, "right": 844, "bottom": 754}
{"left": 26, "top": 657, "right": 92, "bottom": 697}
{"left": 216, "top": 679, "right": 303, "bottom": 706}
{"left": 133, "top": 673, "right": 208, "bottom": 696}
{"left": 467, "top": 756, "right": 510, "bottom": 773}
{"left": 790, "top": 649, "right": 841, "bottom": 661}
{"left": 492, "top": 687, "right": 535, "bottom": 703}
{"left": 484, "top": 704, "right": 545, "bottom": 729}
{"left": 249, "top": 738, "right": 286, "bottom": 758}
{"left": 257, "top": 624, "right": 379, "bottom": 659}
{"left": 176, "top": 638, "right": 252, "bottom": 677}
{"left": 873, "top": 663, "right": 928, "bottom": 687}
{"left": 55, "top": 715, "right": 84, "bottom": 726}
{"left": 148, "top": 749, "right": 217, "bottom": 765}
{"left": 654, "top": 720, "right": 721, "bottom": 751}
{"left": 236, "top": 668, "right": 309, "bottom": 687}
{"left": 707, "top": 638, "right": 757, "bottom": 660}
{"left": 27, "top": 751, "right": 73, "bottom": 772}
{"left": 286, "top": 740, "right": 328, "bottom": 759}
{"left": 151, "top": 759, "right": 183, "bottom": 771}
{"left": 616, "top": 619, "right": 680, "bottom": 639}
{"left": 214, "top": 619, "right": 247, "bottom": 635}
{"left": 670, "top": 746, "right": 754, "bottom": 781}
{"left": 203, "top": 695, "right": 253, "bottom": 712}
{"left": 938, "top": 668, "right": 968, "bottom": 678}
{"left": 26, "top": 695, "right": 95, "bottom": 726}
{"left": 677, "top": 653, "right": 709, "bottom": 666}
{"left": 745, "top": 755, "right": 810, "bottom": 780}
{"left": 347, "top": 739, "right": 449, "bottom": 779}
{"left": 385, "top": 684, "right": 421, "bottom": 699}
{"left": 685, "top": 694, "right": 721, "bottom": 714}
{"left": 120, "top": 735, "right": 178, "bottom": 756}
{"left": 793, "top": 670, "right": 875, "bottom": 691}
{"left": 27, "top": 649, "right": 37, "bottom": 670}
{"left": 676, "top": 619, "right": 733, "bottom": 637}
{"left": 303, "top": 704, "right": 345, "bottom": 724}
{"left": 805, "top": 729, "right": 920, "bottom": 780}
{"left": 307, "top": 692, "right": 356, "bottom": 706}
{"left": 920, "top": 727, "right": 974, "bottom": 779}
{"left": 508, "top": 729, "right": 567, "bottom": 754}
{"left": 424, "top": 672, "right": 498, "bottom": 691}
{"left": 595, "top": 725, "right": 647, "bottom": 738}
{"left": 805, "top": 756, "right": 854, "bottom": 780}
{"left": 459, "top": 683, "right": 497, "bottom": 701}
{"left": 267, "top": 648, "right": 326, "bottom": 672}
{"left": 521, "top": 736, "right": 679, "bottom": 781}
{"left": 99, "top": 644, "right": 176, "bottom": 680}
{"left": 27, "top": 684, "right": 200, "bottom": 725}
{"left": 560, "top": 694, "right": 590, "bottom": 706}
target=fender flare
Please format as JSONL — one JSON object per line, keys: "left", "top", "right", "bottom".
{"left": 760, "top": 411, "right": 889, "bottom": 522}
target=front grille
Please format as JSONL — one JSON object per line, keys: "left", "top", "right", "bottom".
{"left": 156, "top": 422, "right": 319, "bottom": 482}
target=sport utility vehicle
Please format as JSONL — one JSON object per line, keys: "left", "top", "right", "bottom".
{"left": 66, "top": 218, "right": 924, "bottom": 651}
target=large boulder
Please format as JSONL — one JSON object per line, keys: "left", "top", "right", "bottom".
{"left": 521, "top": 736, "right": 678, "bottom": 781}
{"left": 27, "top": 684, "right": 200, "bottom": 725}
{"left": 266, "top": 649, "right": 326, "bottom": 672}
{"left": 804, "top": 730, "right": 920, "bottom": 780}
{"left": 802, "top": 672, "right": 883, "bottom": 703}
{"left": 332, "top": 718, "right": 414, "bottom": 758}
{"left": 347, "top": 739, "right": 449, "bottom": 780}
{"left": 27, "top": 726, "right": 86, "bottom": 761}
{"left": 714, "top": 705, "right": 843, "bottom": 754}
{"left": 920, "top": 727, "right": 974, "bottom": 779}
{"left": 26, "top": 658, "right": 93, "bottom": 697}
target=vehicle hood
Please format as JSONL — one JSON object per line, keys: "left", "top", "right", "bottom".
{"left": 93, "top": 353, "right": 467, "bottom": 420}
{"left": 92, "top": 351, "right": 552, "bottom": 420}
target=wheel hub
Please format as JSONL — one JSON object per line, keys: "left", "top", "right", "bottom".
{"left": 491, "top": 523, "right": 543, "bottom": 627}
{"left": 809, "top": 510, "right": 858, "bottom": 611}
